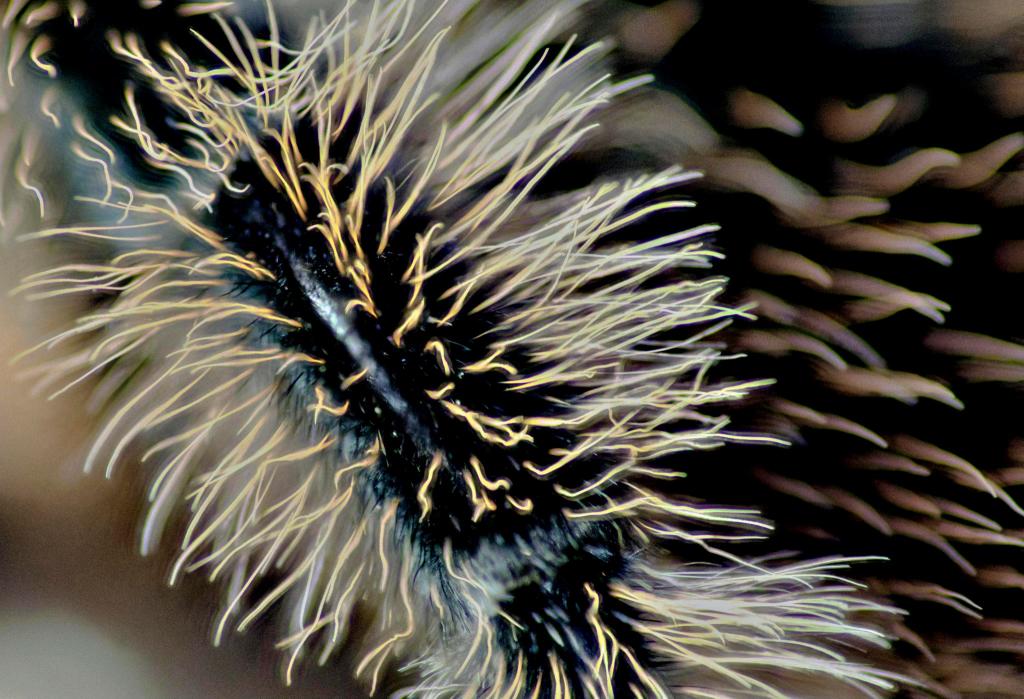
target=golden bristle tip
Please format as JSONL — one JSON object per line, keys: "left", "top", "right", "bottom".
{"left": 2, "top": 0, "right": 1024, "bottom": 697}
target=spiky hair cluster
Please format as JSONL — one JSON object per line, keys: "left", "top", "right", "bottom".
{"left": 0, "top": 0, "right": 917, "bottom": 697}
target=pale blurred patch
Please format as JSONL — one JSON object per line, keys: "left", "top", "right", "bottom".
{"left": 0, "top": 610, "right": 166, "bottom": 699}
{"left": 940, "top": 0, "right": 1024, "bottom": 41}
